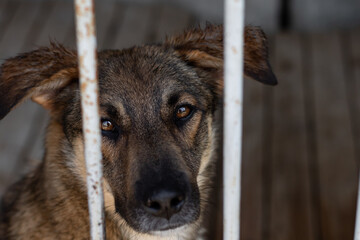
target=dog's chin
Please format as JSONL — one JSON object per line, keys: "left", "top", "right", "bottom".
{"left": 149, "top": 224, "right": 190, "bottom": 237}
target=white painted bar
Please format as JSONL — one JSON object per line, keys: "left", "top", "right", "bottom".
{"left": 74, "top": 0, "right": 105, "bottom": 239}
{"left": 354, "top": 174, "right": 360, "bottom": 240}
{"left": 223, "top": 0, "right": 245, "bottom": 239}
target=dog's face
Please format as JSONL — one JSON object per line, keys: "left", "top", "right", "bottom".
{"left": 92, "top": 46, "right": 214, "bottom": 232}
{"left": 60, "top": 45, "right": 223, "bottom": 233}
{"left": 99, "top": 46, "right": 215, "bottom": 231}
{"left": 0, "top": 25, "right": 276, "bottom": 235}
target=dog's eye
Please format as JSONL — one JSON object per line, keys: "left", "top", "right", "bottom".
{"left": 100, "top": 119, "right": 119, "bottom": 140}
{"left": 101, "top": 120, "right": 115, "bottom": 131}
{"left": 175, "top": 105, "right": 193, "bottom": 121}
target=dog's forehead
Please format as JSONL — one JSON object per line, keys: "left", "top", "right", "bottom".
{"left": 97, "top": 46, "right": 204, "bottom": 105}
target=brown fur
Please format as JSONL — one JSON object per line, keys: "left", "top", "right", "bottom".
{"left": 0, "top": 25, "right": 276, "bottom": 240}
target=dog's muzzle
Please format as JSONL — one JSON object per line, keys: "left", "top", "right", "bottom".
{"left": 116, "top": 166, "right": 200, "bottom": 233}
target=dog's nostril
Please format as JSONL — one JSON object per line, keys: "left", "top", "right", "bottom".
{"left": 143, "top": 191, "right": 186, "bottom": 219}
{"left": 170, "top": 194, "right": 185, "bottom": 210}
{"left": 145, "top": 199, "right": 161, "bottom": 210}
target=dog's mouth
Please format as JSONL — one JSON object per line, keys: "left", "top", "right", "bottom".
{"left": 141, "top": 215, "right": 189, "bottom": 232}
{"left": 156, "top": 222, "right": 183, "bottom": 231}
{"left": 133, "top": 208, "right": 199, "bottom": 233}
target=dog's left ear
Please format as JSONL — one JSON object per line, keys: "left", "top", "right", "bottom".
{"left": 166, "top": 24, "right": 277, "bottom": 93}
{"left": 0, "top": 43, "right": 78, "bottom": 120}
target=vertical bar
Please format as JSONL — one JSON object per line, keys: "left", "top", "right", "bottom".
{"left": 223, "top": 0, "right": 245, "bottom": 239}
{"left": 74, "top": 0, "right": 105, "bottom": 239}
{"left": 354, "top": 174, "right": 360, "bottom": 240}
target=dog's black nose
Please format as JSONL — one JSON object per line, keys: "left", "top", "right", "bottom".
{"left": 143, "top": 190, "right": 185, "bottom": 220}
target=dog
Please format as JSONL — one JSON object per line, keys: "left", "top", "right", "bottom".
{"left": 0, "top": 25, "right": 276, "bottom": 239}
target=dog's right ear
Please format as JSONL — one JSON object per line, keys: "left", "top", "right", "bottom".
{"left": 0, "top": 43, "right": 78, "bottom": 120}
{"left": 165, "top": 24, "right": 277, "bottom": 96}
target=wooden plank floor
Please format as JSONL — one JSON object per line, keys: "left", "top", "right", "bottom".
{"left": 0, "top": 1, "right": 360, "bottom": 239}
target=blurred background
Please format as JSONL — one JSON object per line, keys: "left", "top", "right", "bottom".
{"left": 0, "top": 0, "right": 359, "bottom": 239}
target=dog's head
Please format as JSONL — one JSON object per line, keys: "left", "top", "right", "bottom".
{"left": 0, "top": 25, "right": 276, "bottom": 236}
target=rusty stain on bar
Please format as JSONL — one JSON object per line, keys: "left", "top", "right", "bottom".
{"left": 223, "top": 0, "right": 245, "bottom": 239}
{"left": 74, "top": 0, "right": 105, "bottom": 239}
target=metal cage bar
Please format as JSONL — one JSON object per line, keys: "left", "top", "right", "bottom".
{"left": 74, "top": 0, "right": 105, "bottom": 239}
{"left": 223, "top": 0, "right": 245, "bottom": 239}
{"left": 354, "top": 175, "right": 360, "bottom": 240}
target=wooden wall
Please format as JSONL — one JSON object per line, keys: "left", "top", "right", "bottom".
{"left": 117, "top": 0, "right": 360, "bottom": 33}
{"left": 292, "top": 0, "right": 360, "bottom": 31}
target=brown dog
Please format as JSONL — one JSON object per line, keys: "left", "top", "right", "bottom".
{"left": 0, "top": 25, "right": 276, "bottom": 239}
